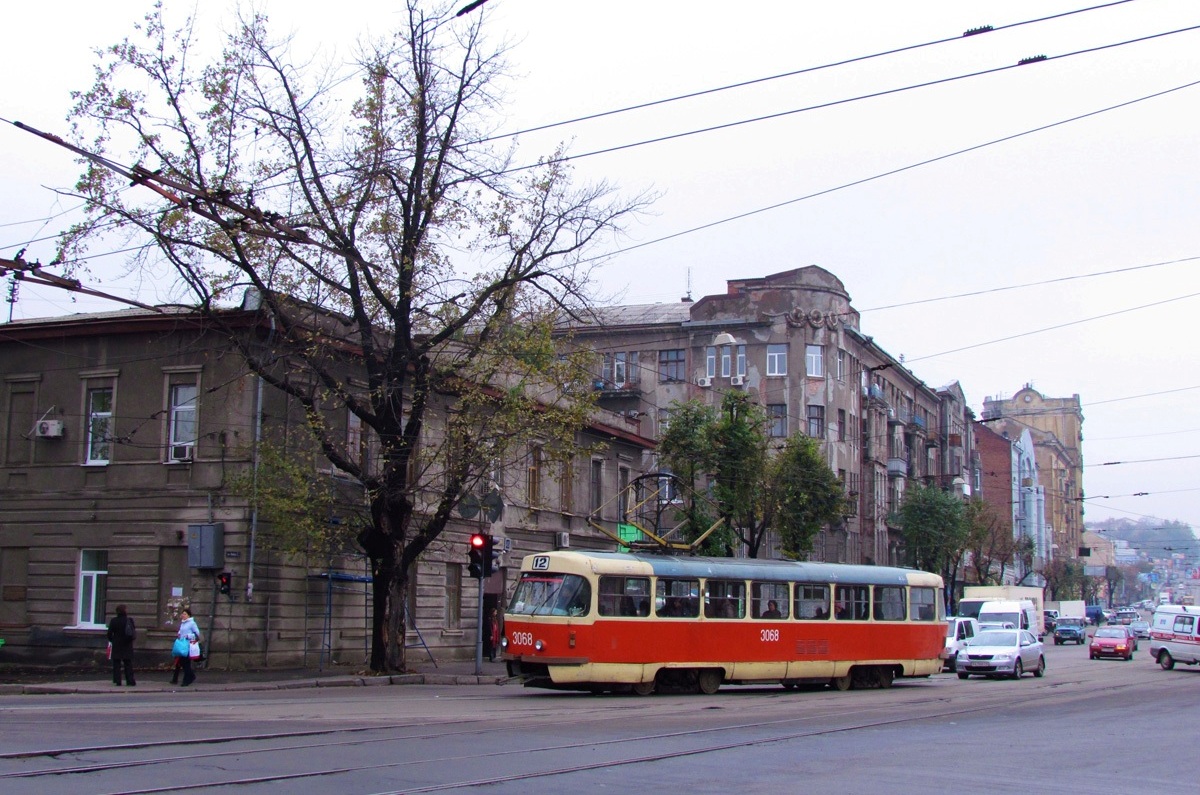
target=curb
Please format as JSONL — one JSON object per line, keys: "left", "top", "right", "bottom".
{"left": 0, "top": 672, "right": 508, "bottom": 695}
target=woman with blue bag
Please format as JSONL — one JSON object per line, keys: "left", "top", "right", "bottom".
{"left": 172, "top": 608, "right": 202, "bottom": 687}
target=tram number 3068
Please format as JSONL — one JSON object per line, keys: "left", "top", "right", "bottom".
{"left": 760, "top": 629, "right": 780, "bottom": 642}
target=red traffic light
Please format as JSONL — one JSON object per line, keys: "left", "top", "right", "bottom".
{"left": 470, "top": 533, "right": 487, "bottom": 549}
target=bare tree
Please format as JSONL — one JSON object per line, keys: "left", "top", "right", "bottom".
{"left": 59, "top": 1, "right": 650, "bottom": 671}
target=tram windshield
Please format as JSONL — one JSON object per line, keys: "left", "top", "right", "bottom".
{"left": 508, "top": 572, "right": 591, "bottom": 617}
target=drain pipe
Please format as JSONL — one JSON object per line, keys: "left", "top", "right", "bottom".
{"left": 245, "top": 369, "right": 264, "bottom": 602}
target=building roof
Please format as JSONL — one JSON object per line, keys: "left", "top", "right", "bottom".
{"left": 559, "top": 302, "right": 692, "bottom": 330}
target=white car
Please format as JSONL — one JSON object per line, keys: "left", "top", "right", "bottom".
{"left": 956, "top": 629, "right": 1046, "bottom": 680}
{"left": 943, "top": 617, "right": 980, "bottom": 672}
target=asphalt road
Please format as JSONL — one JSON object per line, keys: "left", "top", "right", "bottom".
{"left": 0, "top": 639, "right": 1193, "bottom": 794}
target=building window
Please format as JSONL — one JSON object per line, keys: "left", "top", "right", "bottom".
{"left": 618, "top": 466, "right": 630, "bottom": 519}
{"left": 85, "top": 388, "right": 114, "bottom": 464}
{"left": 527, "top": 446, "right": 543, "bottom": 506}
{"left": 836, "top": 349, "right": 847, "bottom": 381}
{"left": 766, "top": 344, "right": 787, "bottom": 376}
{"left": 806, "top": 344, "right": 824, "bottom": 378}
{"left": 559, "top": 456, "right": 575, "bottom": 514}
{"left": 168, "top": 383, "right": 197, "bottom": 460}
{"left": 657, "top": 408, "right": 672, "bottom": 435}
{"left": 590, "top": 459, "right": 604, "bottom": 515}
{"left": 346, "top": 410, "right": 364, "bottom": 471}
{"left": 837, "top": 409, "right": 846, "bottom": 442}
{"left": 807, "top": 405, "right": 825, "bottom": 438}
{"left": 720, "top": 346, "right": 731, "bottom": 378}
{"left": 445, "top": 563, "right": 462, "bottom": 629}
{"left": 735, "top": 345, "right": 746, "bottom": 377}
{"left": 705, "top": 347, "right": 717, "bottom": 378}
{"left": 659, "top": 349, "right": 685, "bottom": 382}
{"left": 768, "top": 404, "right": 787, "bottom": 437}
{"left": 613, "top": 353, "right": 626, "bottom": 386}
{"left": 76, "top": 549, "right": 108, "bottom": 627}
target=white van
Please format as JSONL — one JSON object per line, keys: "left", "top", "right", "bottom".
{"left": 943, "top": 617, "right": 980, "bottom": 671}
{"left": 977, "top": 600, "right": 1040, "bottom": 635}
{"left": 1148, "top": 605, "right": 1200, "bottom": 669}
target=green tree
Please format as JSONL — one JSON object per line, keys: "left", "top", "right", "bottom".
{"left": 658, "top": 393, "right": 845, "bottom": 558}
{"left": 60, "top": 2, "right": 649, "bottom": 671}
{"left": 896, "top": 483, "right": 967, "bottom": 606}
{"left": 768, "top": 434, "right": 848, "bottom": 559}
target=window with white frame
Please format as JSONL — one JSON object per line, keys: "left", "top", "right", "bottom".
{"left": 76, "top": 549, "right": 108, "bottom": 627}
{"left": 766, "top": 344, "right": 787, "bottom": 376}
{"left": 836, "top": 350, "right": 847, "bottom": 381}
{"left": 806, "top": 344, "right": 824, "bottom": 378}
{"left": 168, "top": 383, "right": 197, "bottom": 460}
{"left": 720, "top": 346, "right": 731, "bottom": 378}
{"left": 736, "top": 345, "right": 746, "bottom": 377}
{"left": 85, "top": 387, "right": 113, "bottom": 464}
{"left": 705, "top": 347, "right": 717, "bottom": 378}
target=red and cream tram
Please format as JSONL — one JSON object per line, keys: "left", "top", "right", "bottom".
{"left": 502, "top": 550, "right": 946, "bottom": 694}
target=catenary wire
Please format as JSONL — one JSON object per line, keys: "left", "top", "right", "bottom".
{"left": 476, "top": 0, "right": 1142, "bottom": 143}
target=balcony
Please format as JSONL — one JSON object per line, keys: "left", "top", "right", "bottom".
{"left": 887, "top": 457, "right": 908, "bottom": 478}
{"left": 910, "top": 414, "right": 927, "bottom": 431}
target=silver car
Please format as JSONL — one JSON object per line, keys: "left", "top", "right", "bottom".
{"left": 956, "top": 629, "right": 1046, "bottom": 679}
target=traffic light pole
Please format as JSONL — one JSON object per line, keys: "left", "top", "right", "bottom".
{"left": 474, "top": 575, "right": 485, "bottom": 676}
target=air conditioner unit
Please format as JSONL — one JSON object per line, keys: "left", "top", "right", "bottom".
{"left": 35, "top": 420, "right": 65, "bottom": 438}
{"left": 697, "top": 377, "right": 712, "bottom": 388}
{"left": 730, "top": 375, "right": 744, "bottom": 386}
{"left": 555, "top": 531, "right": 570, "bottom": 549}
{"left": 169, "top": 444, "right": 194, "bottom": 462}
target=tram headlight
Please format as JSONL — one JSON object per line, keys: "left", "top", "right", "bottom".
{"left": 500, "top": 636, "right": 508, "bottom": 649}
{"left": 534, "top": 639, "right": 544, "bottom": 651}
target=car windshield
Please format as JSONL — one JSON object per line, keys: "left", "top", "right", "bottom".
{"left": 968, "top": 630, "right": 1017, "bottom": 647}
{"left": 1057, "top": 618, "right": 1083, "bottom": 627}
{"left": 978, "top": 611, "right": 1019, "bottom": 627}
{"left": 1095, "top": 627, "right": 1125, "bottom": 638}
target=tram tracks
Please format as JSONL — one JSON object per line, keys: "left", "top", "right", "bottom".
{"left": 2, "top": 674, "right": 1153, "bottom": 794}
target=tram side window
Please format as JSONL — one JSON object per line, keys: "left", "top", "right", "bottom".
{"left": 752, "top": 582, "right": 790, "bottom": 619}
{"left": 874, "top": 585, "right": 907, "bottom": 621}
{"left": 794, "top": 584, "right": 830, "bottom": 620}
{"left": 909, "top": 587, "right": 938, "bottom": 621}
{"left": 835, "top": 585, "right": 870, "bottom": 620}
{"left": 598, "top": 576, "right": 652, "bottom": 617}
{"left": 656, "top": 578, "right": 700, "bottom": 617}
{"left": 704, "top": 579, "right": 746, "bottom": 619}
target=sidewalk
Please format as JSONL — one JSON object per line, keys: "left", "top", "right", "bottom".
{"left": 0, "top": 658, "right": 511, "bottom": 695}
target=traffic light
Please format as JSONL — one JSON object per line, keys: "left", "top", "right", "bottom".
{"left": 218, "top": 571, "right": 232, "bottom": 595}
{"left": 468, "top": 533, "right": 486, "bottom": 579}
{"left": 481, "top": 534, "right": 500, "bottom": 578}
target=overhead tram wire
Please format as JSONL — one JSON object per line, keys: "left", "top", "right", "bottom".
{"left": 477, "top": 0, "right": 1141, "bottom": 144}
{"left": 580, "top": 77, "right": 1200, "bottom": 265}
{"left": 500, "top": 23, "right": 1200, "bottom": 176}
{"left": 905, "top": 290, "right": 1200, "bottom": 364}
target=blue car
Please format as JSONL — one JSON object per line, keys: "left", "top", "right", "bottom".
{"left": 1054, "top": 617, "right": 1087, "bottom": 645}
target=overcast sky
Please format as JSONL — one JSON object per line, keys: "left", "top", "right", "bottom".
{"left": 2, "top": 1, "right": 1197, "bottom": 534}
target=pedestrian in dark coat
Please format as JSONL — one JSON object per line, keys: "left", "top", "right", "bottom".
{"left": 106, "top": 604, "right": 137, "bottom": 686}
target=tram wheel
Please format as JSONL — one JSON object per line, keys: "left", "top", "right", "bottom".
{"left": 697, "top": 669, "right": 722, "bottom": 695}
{"left": 830, "top": 674, "right": 852, "bottom": 691}
{"left": 631, "top": 681, "right": 656, "bottom": 696}
{"left": 877, "top": 667, "right": 894, "bottom": 688}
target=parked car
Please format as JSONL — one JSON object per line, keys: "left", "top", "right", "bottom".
{"left": 956, "top": 629, "right": 1046, "bottom": 679}
{"left": 1053, "top": 616, "right": 1088, "bottom": 645}
{"left": 1130, "top": 620, "right": 1151, "bottom": 639}
{"left": 943, "top": 617, "right": 980, "bottom": 672}
{"left": 1090, "top": 626, "right": 1135, "bottom": 660}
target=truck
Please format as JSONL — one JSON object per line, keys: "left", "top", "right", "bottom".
{"left": 1046, "top": 600, "right": 1085, "bottom": 620}
{"left": 961, "top": 586, "right": 1046, "bottom": 635}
